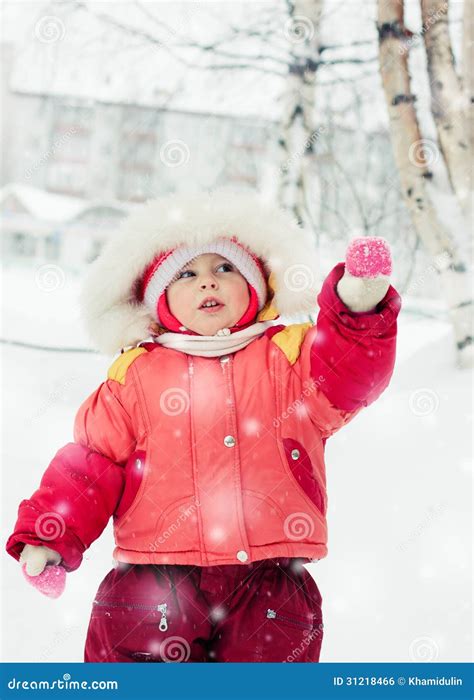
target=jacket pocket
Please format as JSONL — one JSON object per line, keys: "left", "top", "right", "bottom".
{"left": 113, "top": 450, "right": 147, "bottom": 521}
{"left": 150, "top": 496, "right": 199, "bottom": 553}
{"left": 282, "top": 438, "right": 326, "bottom": 516}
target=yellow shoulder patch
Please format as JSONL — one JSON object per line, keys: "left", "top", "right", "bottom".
{"left": 107, "top": 347, "right": 148, "bottom": 384}
{"left": 256, "top": 272, "right": 279, "bottom": 322}
{"left": 270, "top": 322, "right": 313, "bottom": 365}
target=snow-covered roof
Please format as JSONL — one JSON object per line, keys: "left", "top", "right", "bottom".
{"left": 0, "top": 183, "right": 131, "bottom": 224}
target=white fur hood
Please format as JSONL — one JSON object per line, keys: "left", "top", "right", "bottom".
{"left": 79, "top": 189, "right": 319, "bottom": 356}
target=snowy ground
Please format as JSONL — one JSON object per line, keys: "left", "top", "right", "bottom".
{"left": 1, "top": 263, "right": 472, "bottom": 663}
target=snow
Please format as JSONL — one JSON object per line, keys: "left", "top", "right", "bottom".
{"left": 1, "top": 183, "right": 86, "bottom": 223}
{"left": 0, "top": 183, "right": 132, "bottom": 224}
{"left": 1, "top": 263, "right": 471, "bottom": 662}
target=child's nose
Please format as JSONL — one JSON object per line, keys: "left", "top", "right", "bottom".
{"left": 199, "top": 275, "right": 218, "bottom": 289}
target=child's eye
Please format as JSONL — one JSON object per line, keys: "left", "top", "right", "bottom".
{"left": 177, "top": 263, "right": 233, "bottom": 279}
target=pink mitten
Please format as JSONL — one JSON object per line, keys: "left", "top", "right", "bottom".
{"left": 345, "top": 237, "right": 392, "bottom": 278}
{"left": 22, "top": 562, "right": 67, "bottom": 599}
{"left": 337, "top": 237, "right": 392, "bottom": 313}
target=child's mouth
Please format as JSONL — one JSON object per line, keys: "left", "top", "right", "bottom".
{"left": 199, "top": 303, "right": 225, "bottom": 314}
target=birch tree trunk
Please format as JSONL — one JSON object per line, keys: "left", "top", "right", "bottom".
{"left": 462, "top": 0, "right": 474, "bottom": 175}
{"left": 420, "top": 0, "right": 471, "bottom": 217}
{"left": 277, "top": 0, "right": 323, "bottom": 226}
{"left": 377, "top": 0, "right": 473, "bottom": 368}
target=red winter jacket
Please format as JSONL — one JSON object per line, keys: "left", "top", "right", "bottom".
{"left": 6, "top": 263, "right": 401, "bottom": 571}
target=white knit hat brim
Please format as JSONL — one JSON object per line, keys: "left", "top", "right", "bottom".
{"left": 143, "top": 238, "right": 267, "bottom": 324}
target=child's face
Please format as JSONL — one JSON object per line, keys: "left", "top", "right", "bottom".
{"left": 166, "top": 253, "right": 250, "bottom": 335}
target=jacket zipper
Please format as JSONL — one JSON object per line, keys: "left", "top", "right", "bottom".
{"left": 266, "top": 608, "right": 314, "bottom": 631}
{"left": 93, "top": 599, "right": 168, "bottom": 631}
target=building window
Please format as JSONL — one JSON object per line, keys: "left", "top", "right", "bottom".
{"left": 222, "top": 124, "right": 265, "bottom": 187}
{"left": 44, "top": 232, "right": 61, "bottom": 260}
{"left": 117, "top": 108, "right": 159, "bottom": 202}
{"left": 11, "top": 232, "right": 37, "bottom": 257}
{"left": 47, "top": 103, "right": 94, "bottom": 197}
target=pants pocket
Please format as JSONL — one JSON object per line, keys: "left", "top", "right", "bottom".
{"left": 268, "top": 606, "right": 324, "bottom": 662}
{"left": 84, "top": 565, "right": 211, "bottom": 662}
{"left": 85, "top": 598, "right": 172, "bottom": 662}
{"left": 209, "top": 562, "right": 324, "bottom": 663}
{"left": 261, "top": 602, "right": 323, "bottom": 662}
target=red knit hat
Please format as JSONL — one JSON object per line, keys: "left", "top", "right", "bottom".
{"left": 137, "top": 236, "right": 268, "bottom": 335}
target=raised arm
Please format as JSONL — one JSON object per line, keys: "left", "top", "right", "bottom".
{"left": 296, "top": 237, "right": 402, "bottom": 438}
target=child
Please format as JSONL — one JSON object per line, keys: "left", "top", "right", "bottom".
{"left": 6, "top": 190, "right": 401, "bottom": 662}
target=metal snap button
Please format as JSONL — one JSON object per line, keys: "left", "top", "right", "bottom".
{"left": 291, "top": 449, "right": 300, "bottom": 460}
{"left": 224, "top": 435, "right": 236, "bottom": 447}
{"left": 220, "top": 355, "right": 230, "bottom": 363}
{"left": 237, "top": 550, "right": 248, "bottom": 562}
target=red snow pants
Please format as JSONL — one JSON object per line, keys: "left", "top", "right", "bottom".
{"left": 84, "top": 557, "right": 324, "bottom": 663}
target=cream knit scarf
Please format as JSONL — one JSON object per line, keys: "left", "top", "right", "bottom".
{"left": 149, "top": 320, "right": 277, "bottom": 357}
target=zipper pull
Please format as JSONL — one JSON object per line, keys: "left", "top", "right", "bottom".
{"left": 157, "top": 603, "right": 168, "bottom": 631}
{"left": 266, "top": 609, "right": 276, "bottom": 619}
